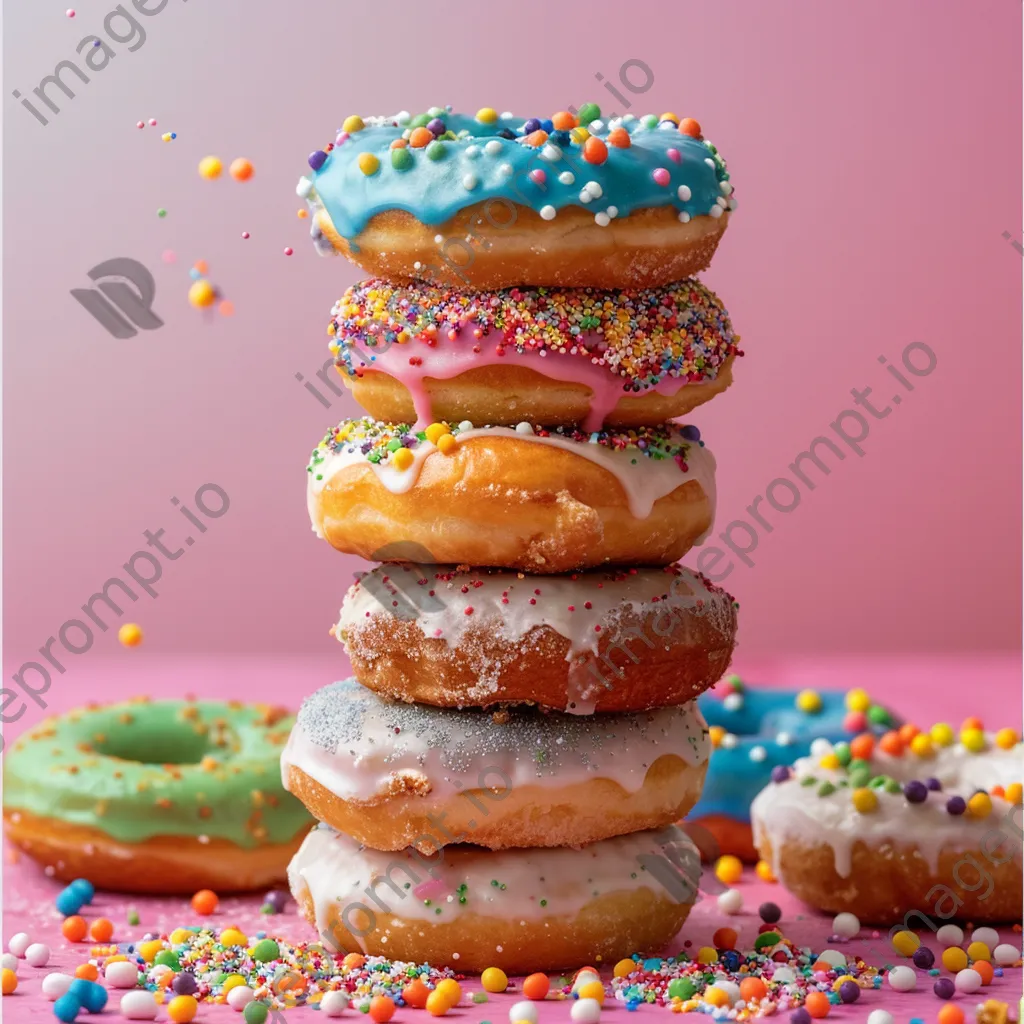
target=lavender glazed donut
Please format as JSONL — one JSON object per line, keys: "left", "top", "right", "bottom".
{"left": 306, "top": 418, "right": 717, "bottom": 574}
{"left": 280, "top": 679, "right": 710, "bottom": 853}
{"left": 327, "top": 278, "right": 740, "bottom": 431}
{"left": 335, "top": 564, "right": 738, "bottom": 714}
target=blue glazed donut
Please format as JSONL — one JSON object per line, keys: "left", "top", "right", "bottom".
{"left": 688, "top": 678, "right": 899, "bottom": 860}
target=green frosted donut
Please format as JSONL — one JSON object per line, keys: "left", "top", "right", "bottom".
{"left": 4, "top": 698, "right": 311, "bottom": 848}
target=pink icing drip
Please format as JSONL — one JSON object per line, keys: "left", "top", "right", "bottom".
{"left": 351, "top": 323, "right": 715, "bottom": 431}
{"left": 411, "top": 877, "right": 448, "bottom": 901}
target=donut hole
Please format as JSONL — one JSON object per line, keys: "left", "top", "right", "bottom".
{"left": 94, "top": 721, "right": 215, "bottom": 765}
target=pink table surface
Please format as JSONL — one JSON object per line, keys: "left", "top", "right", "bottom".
{"left": 2, "top": 655, "right": 1023, "bottom": 1022}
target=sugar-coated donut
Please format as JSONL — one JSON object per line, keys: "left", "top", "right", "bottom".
{"left": 307, "top": 419, "right": 716, "bottom": 574}
{"left": 751, "top": 723, "right": 1024, "bottom": 924}
{"left": 328, "top": 279, "right": 740, "bottom": 430}
{"left": 3, "top": 699, "right": 313, "bottom": 893}
{"left": 289, "top": 822, "right": 699, "bottom": 973}
{"left": 299, "top": 107, "right": 734, "bottom": 289}
{"left": 280, "top": 679, "right": 710, "bottom": 852}
{"left": 336, "top": 564, "right": 738, "bottom": 714}
{"left": 689, "top": 683, "right": 899, "bottom": 861}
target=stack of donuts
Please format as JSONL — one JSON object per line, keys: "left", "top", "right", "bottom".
{"left": 283, "top": 103, "right": 742, "bottom": 973}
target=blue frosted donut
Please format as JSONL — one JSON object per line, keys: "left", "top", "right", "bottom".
{"left": 688, "top": 679, "right": 900, "bottom": 860}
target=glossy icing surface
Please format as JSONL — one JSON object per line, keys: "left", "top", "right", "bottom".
{"left": 299, "top": 107, "right": 733, "bottom": 242}
{"left": 288, "top": 821, "right": 700, "bottom": 934}
{"left": 328, "top": 278, "right": 739, "bottom": 431}
{"left": 691, "top": 685, "right": 899, "bottom": 826}
{"left": 4, "top": 699, "right": 311, "bottom": 848}
{"left": 752, "top": 730, "right": 1024, "bottom": 877}
{"left": 306, "top": 418, "right": 717, "bottom": 530}
{"left": 280, "top": 678, "right": 710, "bottom": 804}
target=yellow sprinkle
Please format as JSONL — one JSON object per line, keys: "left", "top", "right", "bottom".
{"left": 613, "top": 959, "right": 635, "bottom": 979}
{"left": 169, "top": 928, "right": 192, "bottom": 945}
{"left": 942, "top": 947, "right": 968, "bottom": 972}
{"left": 755, "top": 859, "right": 777, "bottom": 883}
{"left": 218, "top": 929, "right": 248, "bottom": 948}
{"left": 659, "top": 112, "right": 680, "bottom": 124}
{"left": 852, "top": 787, "right": 878, "bottom": 813}
{"left": 961, "top": 728, "right": 986, "bottom": 753}
{"left": 357, "top": 152, "right": 380, "bottom": 176}
{"left": 577, "top": 981, "right": 604, "bottom": 1003}
{"left": 221, "top": 974, "right": 247, "bottom": 994}
{"left": 796, "top": 689, "right": 823, "bottom": 713}
{"left": 475, "top": 107, "right": 498, "bottom": 124}
{"left": 845, "top": 688, "right": 871, "bottom": 712}
{"left": 198, "top": 156, "right": 222, "bottom": 179}
{"left": 696, "top": 946, "right": 718, "bottom": 965}
{"left": 188, "top": 280, "right": 216, "bottom": 308}
{"left": 570, "top": 127, "right": 590, "bottom": 144}
{"left": 819, "top": 753, "right": 840, "bottom": 770}
{"left": 1005, "top": 782, "right": 1022, "bottom": 805}
{"left": 391, "top": 448, "right": 415, "bottom": 472}
{"left": 436, "top": 433, "right": 458, "bottom": 455}
{"left": 714, "top": 855, "right": 743, "bottom": 885}
{"left": 709, "top": 725, "right": 726, "bottom": 748}
{"left": 930, "top": 723, "right": 954, "bottom": 747}
{"left": 967, "top": 792, "right": 992, "bottom": 818}
{"left": 118, "top": 623, "right": 143, "bottom": 647}
{"left": 967, "top": 941, "right": 991, "bottom": 961}
{"left": 342, "top": 115, "right": 365, "bottom": 133}
{"left": 995, "top": 727, "right": 1019, "bottom": 750}
{"left": 891, "top": 930, "right": 920, "bottom": 956}
{"left": 424, "top": 422, "right": 451, "bottom": 445}
{"left": 139, "top": 939, "right": 164, "bottom": 963}
{"left": 910, "top": 734, "right": 934, "bottom": 758}
{"left": 703, "top": 987, "right": 728, "bottom": 1008}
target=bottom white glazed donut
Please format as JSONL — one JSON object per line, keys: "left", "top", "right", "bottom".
{"left": 751, "top": 726, "right": 1024, "bottom": 924}
{"left": 289, "top": 823, "right": 699, "bottom": 974}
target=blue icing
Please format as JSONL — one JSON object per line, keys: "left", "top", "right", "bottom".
{"left": 691, "top": 687, "right": 900, "bottom": 826}
{"left": 307, "top": 111, "right": 730, "bottom": 239}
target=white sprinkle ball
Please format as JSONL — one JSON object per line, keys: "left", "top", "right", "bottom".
{"left": 776, "top": 731, "right": 793, "bottom": 746}
{"left": 0, "top": 954, "right": 17, "bottom": 973}
{"left": 7, "top": 933, "right": 30, "bottom": 958}
{"left": 831, "top": 912, "right": 861, "bottom": 939}
{"left": 570, "top": 998, "right": 602, "bottom": 1023}
{"left": 704, "top": 157, "right": 716, "bottom": 168}
{"left": 810, "top": 738, "right": 833, "bottom": 758}
{"left": 970, "top": 926, "right": 1000, "bottom": 949}
{"left": 721, "top": 733, "right": 738, "bottom": 749}
{"left": 677, "top": 211, "right": 691, "bottom": 223}
{"left": 715, "top": 980, "right": 741, "bottom": 1004}
{"left": 484, "top": 140, "right": 502, "bottom": 155}
{"left": 458, "top": 421, "right": 474, "bottom": 432}
{"left": 937, "top": 924, "right": 965, "bottom": 947}
{"left": 584, "top": 181, "right": 603, "bottom": 198}
{"left": 720, "top": 181, "right": 734, "bottom": 195}
{"left": 606, "top": 206, "right": 618, "bottom": 218}
{"left": 24, "top": 943, "right": 49, "bottom": 967}
{"left": 42, "top": 973, "right": 73, "bottom": 1001}
{"left": 723, "top": 693, "right": 744, "bottom": 711}
{"left": 717, "top": 889, "right": 743, "bottom": 915}
{"left": 320, "top": 990, "right": 348, "bottom": 1017}
{"left": 994, "top": 942, "right": 1021, "bottom": 965}
{"left": 772, "top": 967, "right": 796, "bottom": 984}
{"left": 954, "top": 968, "right": 982, "bottom": 993}
{"left": 709, "top": 205, "right": 723, "bottom": 218}
{"left": 749, "top": 745, "right": 767, "bottom": 762}
{"left": 462, "top": 174, "right": 478, "bottom": 191}
{"left": 886, "top": 966, "right": 916, "bottom": 991}
{"left": 539, "top": 205, "right": 556, "bottom": 221}
{"left": 464, "top": 145, "right": 480, "bottom": 158}
{"left": 498, "top": 163, "right": 514, "bottom": 176}
{"left": 866, "top": 1013, "right": 894, "bottom": 1024}
{"left": 594, "top": 212, "right": 610, "bottom": 227}
{"left": 541, "top": 144, "right": 562, "bottom": 162}
{"left": 148, "top": 964, "right": 172, "bottom": 982}
{"left": 558, "top": 171, "right": 575, "bottom": 185}
{"left": 509, "top": 1000, "right": 538, "bottom": 1023}
{"left": 817, "top": 949, "right": 846, "bottom": 968}
{"left": 121, "top": 991, "right": 158, "bottom": 1020}
{"left": 578, "top": 190, "right": 592, "bottom": 204}
{"left": 105, "top": 960, "right": 141, "bottom": 988}
{"left": 515, "top": 422, "right": 535, "bottom": 435}
{"left": 227, "top": 985, "right": 256, "bottom": 1010}
{"left": 677, "top": 184, "right": 692, "bottom": 201}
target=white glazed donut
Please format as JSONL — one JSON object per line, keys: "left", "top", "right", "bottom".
{"left": 289, "top": 822, "right": 700, "bottom": 973}
{"left": 751, "top": 725, "right": 1024, "bottom": 924}
{"left": 280, "top": 679, "right": 710, "bottom": 852}
{"left": 335, "top": 563, "right": 738, "bottom": 714}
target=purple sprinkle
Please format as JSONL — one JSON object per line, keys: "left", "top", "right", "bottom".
{"left": 426, "top": 118, "right": 446, "bottom": 136}
{"left": 758, "top": 901, "right": 782, "bottom": 924}
{"left": 912, "top": 946, "right": 935, "bottom": 970}
{"left": 771, "top": 765, "right": 791, "bottom": 783}
{"left": 790, "top": 1010, "right": 812, "bottom": 1024}
{"left": 904, "top": 780, "right": 928, "bottom": 803}
{"left": 308, "top": 149, "right": 328, "bottom": 171}
{"left": 933, "top": 977, "right": 955, "bottom": 999}
{"left": 172, "top": 972, "right": 198, "bottom": 996}
{"left": 680, "top": 425, "right": 701, "bottom": 441}
{"left": 925, "top": 776, "right": 942, "bottom": 791}
{"left": 523, "top": 118, "right": 542, "bottom": 134}
{"left": 263, "top": 890, "right": 289, "bottom": 914}
{"left": 838, "top": 980, "right": 860, "bottom": 1003}
{"left": 946, "top": 795, "right": 966, "bottom": 815}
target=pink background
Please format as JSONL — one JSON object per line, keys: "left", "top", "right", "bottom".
{"left": 3, "top": 0, "right": 1022, "bottom": 692}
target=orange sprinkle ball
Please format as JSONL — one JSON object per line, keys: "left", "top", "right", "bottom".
{"left": 369, "top": 996, "right": 396, "bottom": 1022}
{"left": 679, "top": 118, "right": 702, "bottom": 138}
{"left": 962, "top": 716, "right": 984, "bottom": 731}
{"left": 190, "top": 889, "right": 218, "bottom": 915}
{"left": 75, "top": 963, "right": 100, "bottom": 981}
{"left": 755, "top": 859, "right": 777, "bottom": 883}
{"left": 898, "top": 723, "right": 921, "bottom": 745}
{"left": 937, "top": 1006, "right": 965, "bottom": 1024}
{"left": 229, "top": 158, "right": 253, "bottom": 181}
{"left": 401, "top": 980, "right": 430, "bottom": 1008}
{"left": 583, "top": 137, "right": 608, "bottom": 164}
{"left": 89, "top": 918, "right": 114, "bottom": 942}
{"left": 425, "top": 990, "right": 450, "bottom": 1016}
{"left": 973, "top": 959, "right": 994, "bottom": 984}
{"left": 409, "top": 127, "right": 433, "bottom": 148}
{"left": 343, "top": 953, "right": 366, "bottom": 970}
{"left": 551, "top": 111, "right": 577, "bottom": 130}
{"left": 62, "top": 916, "right": 89, "bottom": 942}
{"left": 849, "top": 733, "right": 875, "bottom": 760}
{"left": 607, "top": 127, "right": 631, "bottom": 148}
{"left": 521, "top": 973, "right": 550, "bottom": 1000}
{"left": 525, "top": 129, "right": 549, "bottom": 147}
{"left": 739, "top": 977, "right": 767, "bottom": 1002}
{"left": 879, "top": 731, "right": 904, "bottom": 756}
{"left": 804, "top": 990, "right": 831, "bottom": 1018}
{"left": 712, "top": 927, "right": 738, "bottom": 950}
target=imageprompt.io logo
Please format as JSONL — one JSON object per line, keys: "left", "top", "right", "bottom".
{"left": 71, "top": 258, "right": 164, "bottom": 338}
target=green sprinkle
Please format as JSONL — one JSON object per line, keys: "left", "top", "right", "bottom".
{"left": 884, "top": 777, "right": 902, "bottom": 793}
{"left": 539, "top": 899, "right": 547, "bottom": 907}
{"left": 127, "top": 909, "right": 139, "bottom": 926}
{"left": 577, "top": 102, "right": 601, "bottom": 126}
{"left": 472, "top": 993, "right": 489, "bottom": 1004}
{"left": 817, "top": 781, "right": 836, "bottom": 797}
{"left": 409, "top": 114, "right": 431, "bottom": 128}
{"left": 868, "top": 705, "right": 892, "bottom": 726}
{"left": 251, "top": 939, "right": 280, "bottom": 963}
{"left": 641, "top": 114, "right": 659, "bottom": 128}
{"left": 800, "top": 775, "right": 818, "bottom": 787}
{"left": 154, "top": 950, "right": 180, "bottom": 971}
{"left": 490, "top": 879, "right": 499, "bottom": 887}
{"left": 426, "top": 140, "right": 447, "bottom": 161}
{"left": 667, "top": 979, "right": 695, "bottom": 999}
{"left": 157, "top": 208, "right": 167, "bottom": 218}
{"left": 849, "top": 766, "right": 872, "bottom": 788}
{"left": 391, "top": 148, "right": 413, "bottom": 171}
{"left": 833, "top": 742, "right": 852, "bottom": 766}
{"left": 754, "top": 931, "right": 781, "bottom": 950}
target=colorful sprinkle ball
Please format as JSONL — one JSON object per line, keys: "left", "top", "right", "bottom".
{"left": 328, "top": 279, "right": 738, "bottom": 393}
{"left": 66, "top": 8, "right": 75, "bottom": 16}
{"left": 198, "top": 156, "right": 222, "bottom": 179}
{"left": 118, "top": 623, "right": 143, "bottom": 647}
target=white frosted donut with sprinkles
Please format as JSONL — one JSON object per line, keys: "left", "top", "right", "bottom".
{"left": 289, "top": 822, "right": 700, "bottom": 973}
{"left": 751, "top": 720, "right": 1023, "bottom": 924}
{"left": 299, "top": 105, "right": 735, "bottom": 289}
{"left": 280, "top": 678, "right": 710, "bottom": 853}
{"left": 306, "top": 418, "right": 716, "bottom": 574}
{"left": 335, "top": 563, "right": 738, "bottom": 714}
